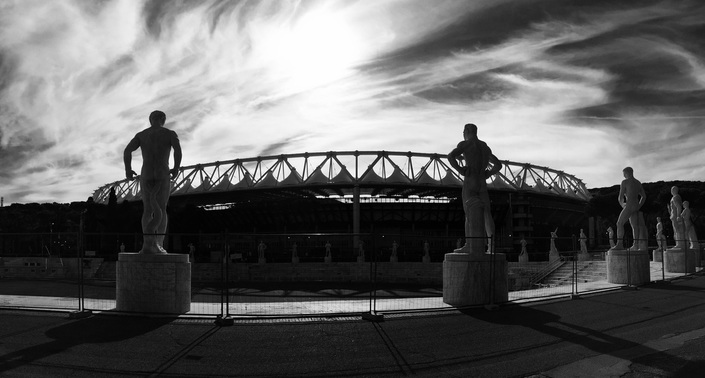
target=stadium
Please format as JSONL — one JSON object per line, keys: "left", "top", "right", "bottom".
{"left": 92, "top": 151, "right": 592, "bottom": 262}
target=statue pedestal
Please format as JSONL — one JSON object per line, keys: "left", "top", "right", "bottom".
{"left": 324, "top": 256, "right": 332, "bottom": 263}
{"left": 390, "top": 256, "right": 398, "bottom": 263}
{"left": 518, "top": 253, "right": 529, "bottom": 263}
{"left": 116, "top": 253, "right": 191, "bottom": 314}
{"left": 422, "top": 254, "right": 430, "bottom": 263}
{"left": 258, "top": 257, "right": 266, "bottom": 264}
{"left": 549, "top": 250, "right": 560, "bottom": 262}
{"left": 292, "top": 256, "right": 299, "bottom": 264}
{"left": 606, "top": 249, "right": 650, "bottom": 285}
{"left": 664, "top": 247, "right": 697, "bottom": 273}
{"left": 443, "top": 252, "right": 508, "bottom": 307}
{"left": 652, "top": 249, "right": 663, "bottom": 262}
{"left": 578, "top": 252, "right": 590, "bottom": 261}
{"left": 357, "top": 256, "right": 365, "bottom": 263}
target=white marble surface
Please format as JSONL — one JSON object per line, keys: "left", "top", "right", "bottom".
{"left": 664, "top": 247, "right": 698, "bottom": 274}
{"left": 116, "top": 253, "right": 191, "bottom": 314}
{"left": 606, "top": 249, "right": 650, "bottom": 285}
{"left": 443, "top": 252, "right": 508, "bottom": 306}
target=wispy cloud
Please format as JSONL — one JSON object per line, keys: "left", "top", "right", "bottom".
{"left": 0, "top": 0, "right": 704, "bottom": 203}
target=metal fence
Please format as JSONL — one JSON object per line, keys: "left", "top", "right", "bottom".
{"left": 1, "top": 230, "right": 702, "bottom": 319}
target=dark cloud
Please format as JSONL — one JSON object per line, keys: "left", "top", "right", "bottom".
{"left": 414, "top": 69, "right": 517, "bottom": 104}
{"left": 0, "top": 50, "right": 18, "bottom": 93}
{"left": 366, "top": 0, "right": 664, "bottom": 72}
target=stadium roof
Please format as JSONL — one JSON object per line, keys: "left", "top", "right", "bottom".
{"left": 92, "top": 151, "right": 591, "bottom": 205}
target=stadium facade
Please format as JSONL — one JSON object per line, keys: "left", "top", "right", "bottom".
{"left": 93, "top": 151, "right": 592, "bottom": 260}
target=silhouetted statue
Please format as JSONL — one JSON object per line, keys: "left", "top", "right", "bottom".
{"left": 669, "top": 186, "right": 684, "bottom": 248}
{"left": 448, "top": 123, "right": 501, "bottom": 253}
{"left": 615, "top": 167, "right": 646, "bottom": 250}
{"left": 124, "top": 110, "right": 182, "bottom": 254}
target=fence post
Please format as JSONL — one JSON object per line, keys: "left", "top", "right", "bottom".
{"left": 216, "top": 232, "right": 234, "bottom": 326}
{"left": 571, "top": 234, "right": 579, "bottom": 299}
{"left": 69, "top": 210, "right": 91, "bottom": 319}
{"left": 363, "top": 233, "right": 383, "bottom": 322}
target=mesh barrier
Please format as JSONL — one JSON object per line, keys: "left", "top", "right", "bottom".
{"left": 0, "top": 232, "right": 81, "bottom": 311}
{"left": 2, "top": 231, "right": 703, "bottom": 316}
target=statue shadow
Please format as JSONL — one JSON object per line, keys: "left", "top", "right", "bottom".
{"left": 459, "top": 304, "right": 701, "bottom": 374}
{"left": 0, "top": 315, "right": 174, "bottom": 374}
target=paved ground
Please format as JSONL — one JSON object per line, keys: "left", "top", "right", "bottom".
{"left": 2, "top": 273, "right": 705, "bottom": 377}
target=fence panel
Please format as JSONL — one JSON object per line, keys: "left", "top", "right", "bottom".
{"left": 0, "top": 232, "right": 81, "bottom": 311}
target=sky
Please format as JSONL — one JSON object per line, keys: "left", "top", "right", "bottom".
{"left": 1, "top": 0, "right": 704, "bottom": 204}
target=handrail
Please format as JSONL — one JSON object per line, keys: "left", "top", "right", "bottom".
{"left": 530, "top": 259, "right": 565, "bottom": 286}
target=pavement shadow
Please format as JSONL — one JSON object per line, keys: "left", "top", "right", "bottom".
{"left": 459, "top": 304, "right": 696, "bottom": 373}
{"left": 0, "top": 315, "right": 173, "bottom": 374}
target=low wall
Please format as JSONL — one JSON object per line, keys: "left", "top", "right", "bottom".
{"left": 190, "top": 261, "right": 546, "bottom": 286}
{"left": 191, "top": 262, "right": 444, "bottom": 285}
{"left": 0, "top": 257, "right": 103, "bottom": 279}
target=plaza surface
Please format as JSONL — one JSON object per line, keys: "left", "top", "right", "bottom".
{"left": 2, "top": 272, "right": 705, "bottom": 377}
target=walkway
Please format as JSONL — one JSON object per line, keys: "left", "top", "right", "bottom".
{"left": 2, "top": 273, "right": 705, "bottom": 377}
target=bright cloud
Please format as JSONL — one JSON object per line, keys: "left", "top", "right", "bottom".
{"left": 0, "top": 0, "right": 704, "bottom": 203}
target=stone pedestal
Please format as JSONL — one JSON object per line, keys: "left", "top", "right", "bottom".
{"left": 664, "top": 247, "right": 697, "bottom": 273}
{"left": 390, "top": 256, "right": 398, "bottom": 263}
{"left": 357, "top": 256, "right": 365, "bottom": 263}
{"left": 443, "top": 252, "right": 508, "bottom": 307}
{"left": 324, "top": 256, "right": 332, "bottom": 263}
{"left": 518, "top": 253, "right": 528, "bottom": 263}
{"left": 292, "top": 256, "right": 299, "bottom": 264}
{"left": 652, "top": 249, "right": 664, "bottom": 262}
{"left": 578, "top": 252, "right": 590, "bottom": 261}
{"left": 258, "top": 257, "right": 266, "bottom": 264}
{"left": 606, "top": 249, "right": 650, "bottom": 285}
{"left": 116, "top": 253, "right": 191, "bottom": 314}
{"left": 422, "top": 254, "right": 430, "bottom": 263}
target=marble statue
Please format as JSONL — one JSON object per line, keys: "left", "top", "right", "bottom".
{"left": 655, "top": 217, "right": 666, "bottom": 252}
{"left": 549, "top": 228, "right": 560, "bottom": 262}
{"left": 325, "top": 241, "right": 331, "bottom": 258}
{"left": 579, "top": 229, "right": 588, "bottom": 254}
{"left": 391, "top": 240, "right": 398, "bottom": 257}
{"left": 607, "top": 227, "right": 616, "bottom": 249}
{"left": 188, "top": 243, "right": 195, "bottom": 262}
{"left": 669, "top": 186, "right": 684, "bottom": 248}
{"left": 257, "top": 240, "right": 267, "bottom": 259}
{"left": 519, "top": 238, "right": 528, "bottom": 263}
{"left": 358, "top": 240, "right": 365, "bottom": 257}
{"left": 291, "top": 242, "right": 298, "bottom": 258}
{"left": 120, "top": 243, "right": 125, "bottom": 252}
{"left": 550, "top": 229, "right": 558, "bottom": 252}
{"left": 448, "top": 123, "right": 502, "bottom": 253}
{"left": 682, "top": 201, "right": 699, "bottom": 249}
{"left": 124, "top": 110, "right": 182, "bottom": 254}
{"left": 615, "top": 167, "right": 646, "bottom": 250}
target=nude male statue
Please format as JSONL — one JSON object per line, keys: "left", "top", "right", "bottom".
{"left": 655, "top": 217, "right": 666, "bottom": 252}
{"left": 448, "top": 123, "right": 502, "bottom": 253}
{"left": 124, "top": 110, "right": 182, "bottom": 254}
{"left": 669, "top": 186, "right": 684, "bottom": 248}
{"left": 615, "top": 167, "right": 646, "bottom": 250}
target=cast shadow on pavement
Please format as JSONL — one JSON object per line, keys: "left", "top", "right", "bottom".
{"left": 460, "top": 304, "right": 703, "bottom": 375}
{"left": 0, "top": 315, "right": 173, "bottom": 374}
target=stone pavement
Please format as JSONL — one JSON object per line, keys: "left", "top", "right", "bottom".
{"left": 2, "top": 273, "right": 705, "bottom": 377}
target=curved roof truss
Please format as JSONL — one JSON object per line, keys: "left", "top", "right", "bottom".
{"left": 92, "top": 151, "right": 591, "bottom": 204}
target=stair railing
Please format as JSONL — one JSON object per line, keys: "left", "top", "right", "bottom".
{"left": 530, "top": 258, "right": 565, "bottom": 287}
